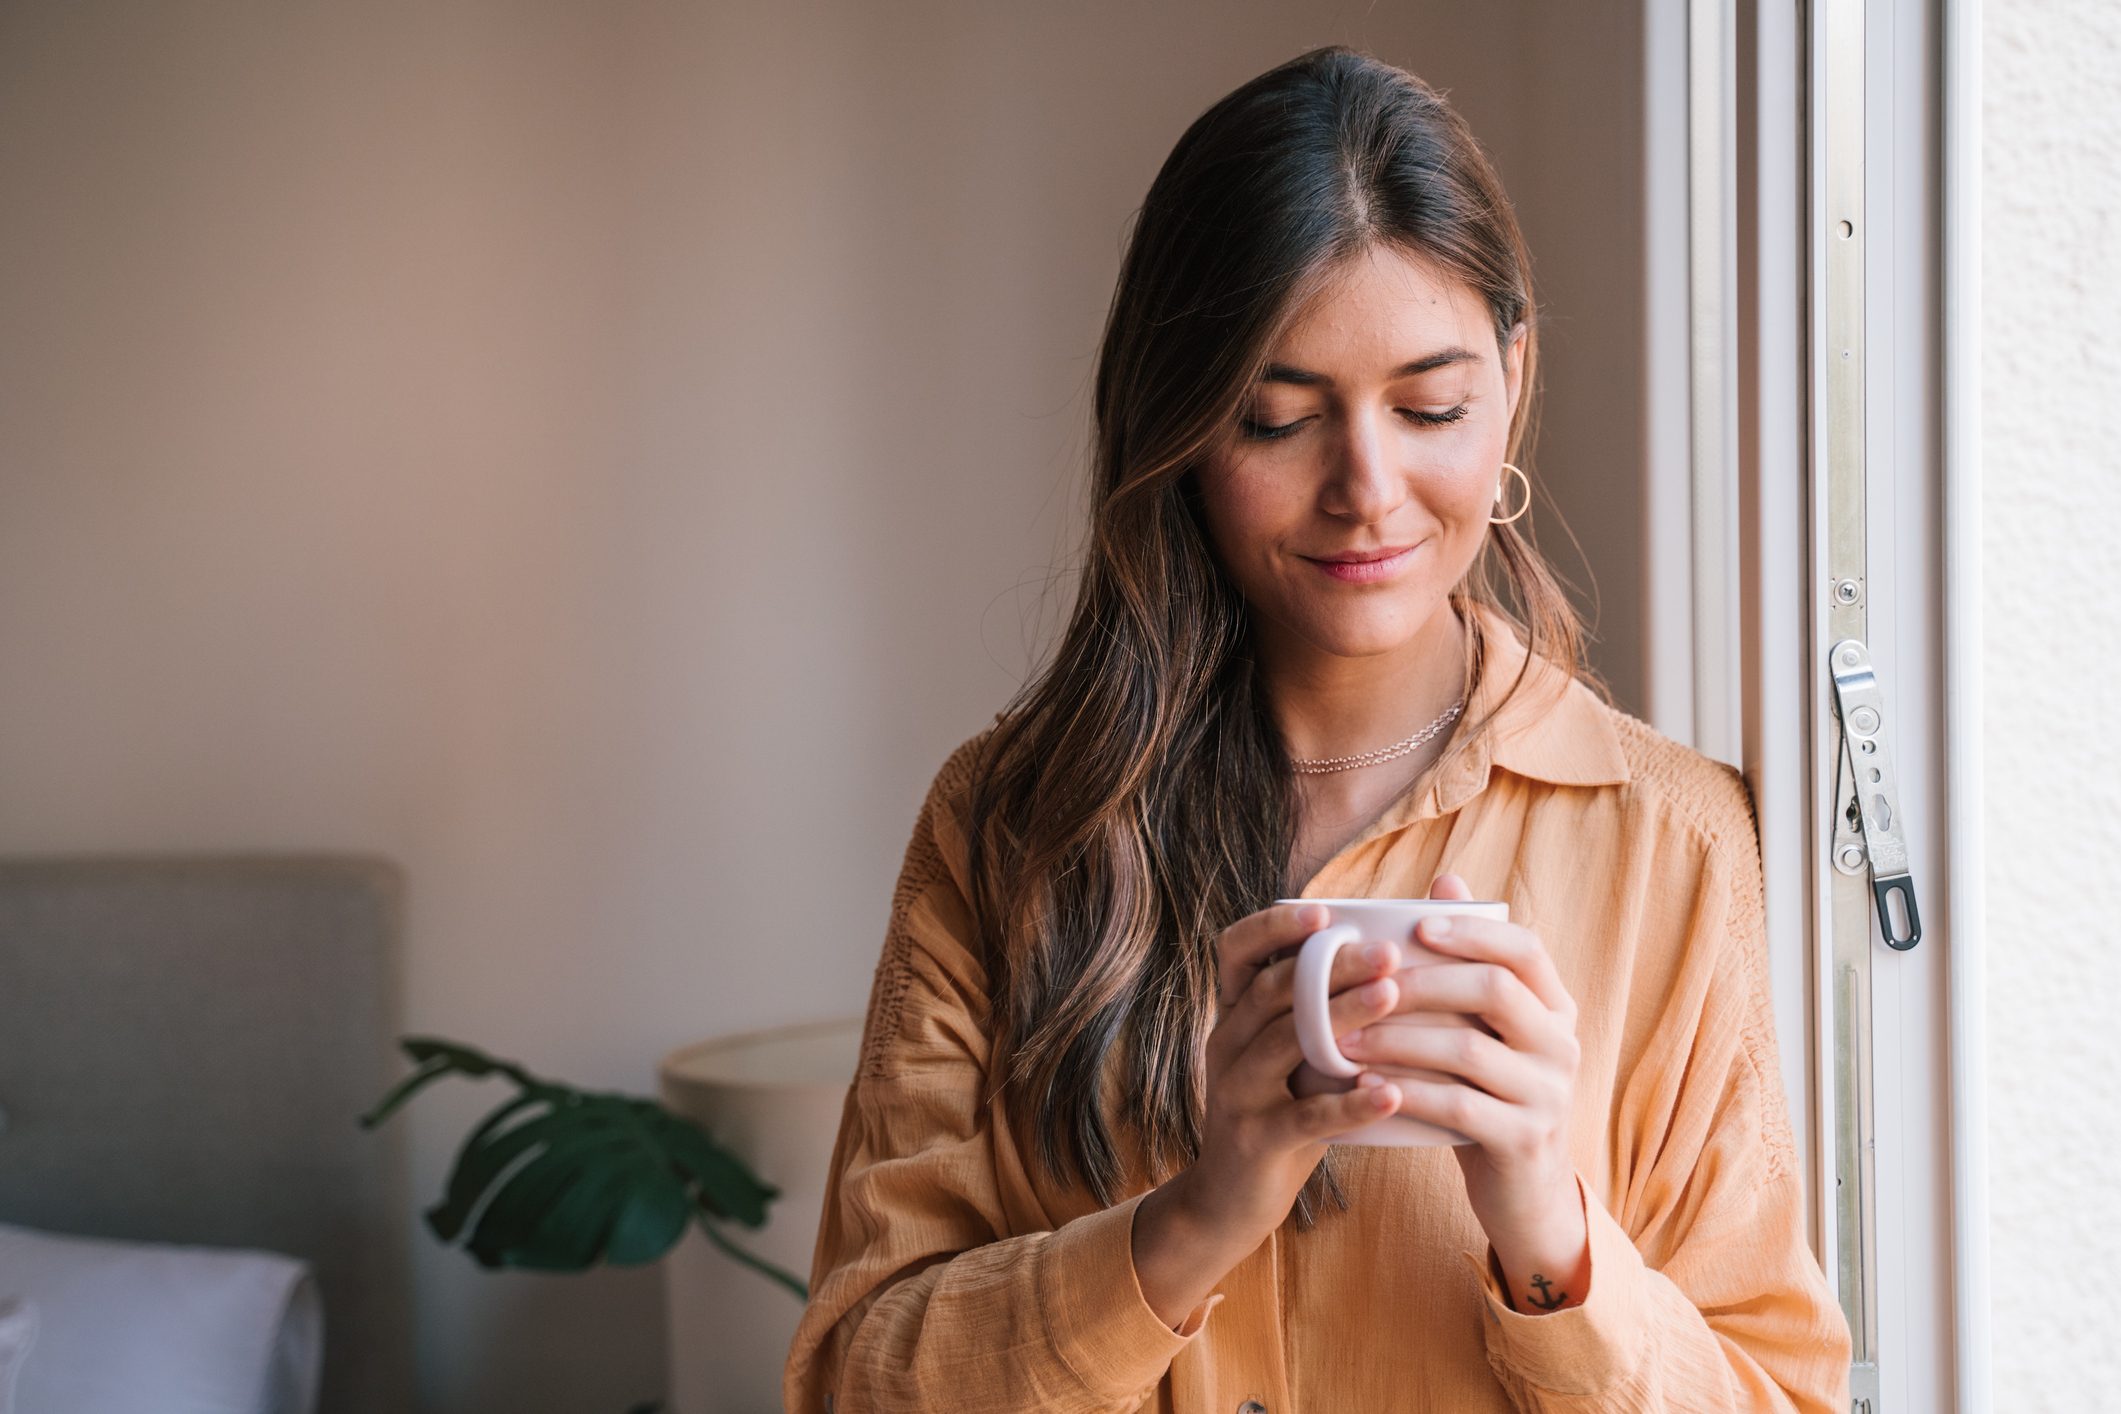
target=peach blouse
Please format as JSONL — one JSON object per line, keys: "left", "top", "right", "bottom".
{"left": 784, "top": 610, "right": 1853, "bottom": 1412}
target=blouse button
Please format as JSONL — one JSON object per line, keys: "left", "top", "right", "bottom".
{"left": 1238, "top": 1402, "right": 1268, "bottom": 1413}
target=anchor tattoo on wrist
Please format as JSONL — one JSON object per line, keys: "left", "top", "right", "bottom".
{"left": 1525, "top": 1273, "right": 1568, "bottom": 1311}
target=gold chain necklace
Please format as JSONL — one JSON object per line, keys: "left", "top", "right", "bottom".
{"left": 1287, "top": 698, "right": 1466, "bottom": 775}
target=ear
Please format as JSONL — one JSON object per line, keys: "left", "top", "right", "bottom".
{"left": 1501, "top": 320, "right": 1528, "bottom": 421}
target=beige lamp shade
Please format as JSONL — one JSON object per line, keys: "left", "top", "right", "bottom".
{"left": 657, "top": 1016, "right": 863, "bottom": 1414}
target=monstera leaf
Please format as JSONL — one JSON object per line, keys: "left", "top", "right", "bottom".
{"left": 359, "top": 1035, "right": 806, "bottom": 1298}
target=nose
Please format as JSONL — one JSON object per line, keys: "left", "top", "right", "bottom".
{"left": 1318, "top": 406, "right": 1406, "bottom": 524}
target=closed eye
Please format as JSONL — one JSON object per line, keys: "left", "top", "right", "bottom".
{"left": 1238, "top": 404, "right": 1471, "bottom": 441}
{"left": 1403, "top": 404, "right": 1471, "bottom": 428}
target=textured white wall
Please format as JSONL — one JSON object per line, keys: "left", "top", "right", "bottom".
{"left": 1984, "top": 0, "right": 2121, "bottom": 1401}
{"left": 0, "top": 4, "right": 1653, "bottom": 1410}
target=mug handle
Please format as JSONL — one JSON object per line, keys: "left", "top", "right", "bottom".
{"left": 1291, "top": 922, "right": 1366, "bottom": 1079}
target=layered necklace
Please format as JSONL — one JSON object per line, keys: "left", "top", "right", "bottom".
{"left": 1287, "top": 697, "right": 1466, "bottom": 776}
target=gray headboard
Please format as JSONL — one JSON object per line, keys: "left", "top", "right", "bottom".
{"left": 0, "top": 855, "right": 415, "bottom": 1414}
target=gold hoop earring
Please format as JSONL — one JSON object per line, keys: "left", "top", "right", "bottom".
{"left": 1489, "top": 462, "right": 1532, "bottom": 525}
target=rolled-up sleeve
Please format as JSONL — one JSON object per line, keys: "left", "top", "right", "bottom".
{"left": 782, "top": 740, "right": 1217, "bottom": 1413}
{"left": 1461, "top": 774, "right": 1853, "bottom": 1411}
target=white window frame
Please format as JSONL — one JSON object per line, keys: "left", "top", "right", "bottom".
{"left": 1656, "top": 0, "right": 1988, "bottom": 1408}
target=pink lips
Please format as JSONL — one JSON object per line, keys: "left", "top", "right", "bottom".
{"left": 1303, "top": 545, "right": 1417, "bottom": 584}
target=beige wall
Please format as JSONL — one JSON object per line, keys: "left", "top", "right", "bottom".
{"left": 0, "top": 4, "right": 1652, "bottom": 1408}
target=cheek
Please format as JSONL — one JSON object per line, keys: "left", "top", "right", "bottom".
{"left": 1194, "top": 462, "right": 1294, "bottom": 560}
{"left": 1432, "top": 464, "right": 1501, "bottom": 533}
{"left": 1454, "top": 484, "right": 1498, "bottom": 531}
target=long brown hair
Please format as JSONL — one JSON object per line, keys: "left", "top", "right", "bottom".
{"left": 964, "top": 45, "right": 1591, "bottom": 1228}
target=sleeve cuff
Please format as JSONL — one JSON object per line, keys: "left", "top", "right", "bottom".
{"left": 1038, "top": 1191, "right": 1221, "bottom": 1402}
{"left": 1458, "top": 1171, "right": 1650, "bottom": 1396}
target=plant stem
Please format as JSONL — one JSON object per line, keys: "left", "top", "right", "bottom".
{"left": 695, "top": 1213, "right": 808, "bottom": 1300}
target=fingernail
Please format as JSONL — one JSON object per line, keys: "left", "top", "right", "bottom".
{"left": 1422, "top": 917, "right": 1453, "bottom": 940}
{"left": 1338, "top": 1028, "right": 1365, "bottom": 1048}
{"left": 1361, "top": 978, "right": 1392, "bottom": 1002}
{"left": 1356, "top": 1069, "right": 1383, "bottom": 1088}
{"left": 1363, "top": 941, "right": 1394, "bottom": 966}
{"left": 1301, "top": 904, "right": 1327, "bottom": 927}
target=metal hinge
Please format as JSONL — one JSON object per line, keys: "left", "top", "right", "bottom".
{"left": 1828, "top": 639, "right": 1922, "bottom": 949}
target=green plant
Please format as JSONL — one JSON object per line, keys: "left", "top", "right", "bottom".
{"left": 359, "top": 1035, "right": 807, "bottom": 1299}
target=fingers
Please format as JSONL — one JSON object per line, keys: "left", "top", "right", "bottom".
{"left": 1231, "top": 936, "right": 1400, "bottom": 1023}
{"left": 1215, "top": 902, "right": 1329, "bottom": 1011}
{"left": 1284, "top": 1075, "right": 1403, "bottom": 1145}
{"left": 1387, "top": 959, "right": 1549, "bottom": 1050}
{"left": 1211, "top": 919, "right": 1401, "bottom": 1059}
{"left": 1427, "top": 871, "right": 1475, "bottom": 902}
{"left": 1415, "top": 914, "right": 1573, "bottom": 1016}
{"left": 1221, "top": 972, "right": 1399, "bottom": 1092}
{"left": 1378, "top": 1074, "right": 1525, "bottom": 1151}
{"left": 1339, "top": 1019, "right": 1554, "bottom": 1106}
{"left": 1205, "top": 891, "right": 1579, "bottom": 1165}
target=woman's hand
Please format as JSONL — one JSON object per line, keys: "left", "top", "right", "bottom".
{"left": 1336, "top": 873, "right": 1590, "bottom": 1311}
{"left": 1188, "top": 900, "right": 1417, "bottom": 1237}
{"left": 1134, "top": 900, "right": 1411, "bottom": 1328}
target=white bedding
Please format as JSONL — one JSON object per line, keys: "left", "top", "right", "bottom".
{"left": 0, "top": 1222, "right": 320, "bottom": 1414}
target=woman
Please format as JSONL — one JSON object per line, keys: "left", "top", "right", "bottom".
{"left": 784, "top": 45, "right": 1852, "bottom": 1413}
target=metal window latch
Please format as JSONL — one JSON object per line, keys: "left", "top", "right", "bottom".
{"left": 1828, "top": 639, "right": 1922, "bottom": 949}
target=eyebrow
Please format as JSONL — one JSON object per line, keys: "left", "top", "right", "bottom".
{"left": 1260, "top": 347, "right": 1481, "bottom": 385}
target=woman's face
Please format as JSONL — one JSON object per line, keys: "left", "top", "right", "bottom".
{"left": 1193, "top": 244, "right": 1526, "bottom": 665}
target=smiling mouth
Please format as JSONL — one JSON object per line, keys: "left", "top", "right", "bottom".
{"left": 1300, "top": 544, "right": 1419, "bottom": 583}
{"left": 1311, "top": 546, "right": 1415, "bottom": 564}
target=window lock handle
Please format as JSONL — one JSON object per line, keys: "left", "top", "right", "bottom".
{"left": 1829, "top": 638, "right": 1922, "bottom": 949}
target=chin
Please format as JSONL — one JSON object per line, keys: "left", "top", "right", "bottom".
{"left": 1285, "top": 607, "right": 1429, "bottom": 659}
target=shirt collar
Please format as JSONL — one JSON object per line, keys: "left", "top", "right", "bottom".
{"left": 1423, "top": 601, "right": 1632, "bottom": 816}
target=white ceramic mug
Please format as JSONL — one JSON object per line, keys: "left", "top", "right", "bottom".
{"left": 1276, "top": 896, "right": 1510, "bottom": 1147}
